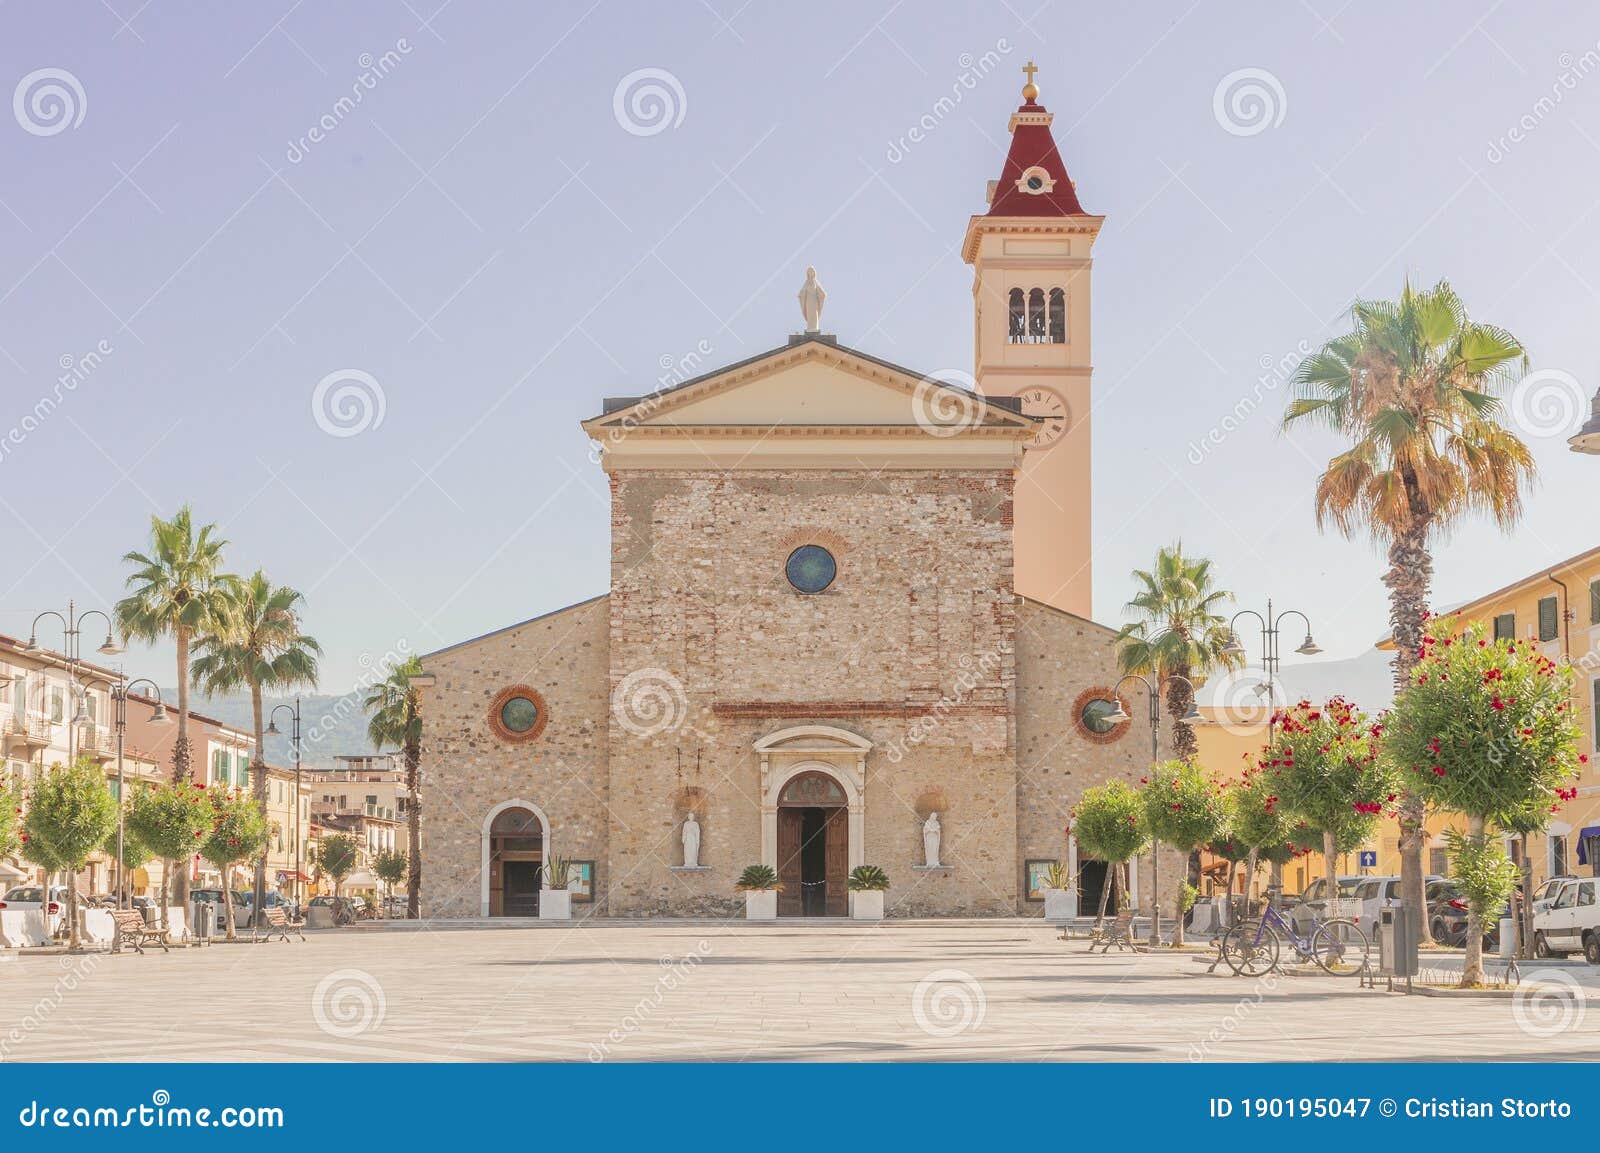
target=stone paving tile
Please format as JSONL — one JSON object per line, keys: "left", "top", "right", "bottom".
{"left": 1, "top": 924, "right": 1594, "bottom": 1062}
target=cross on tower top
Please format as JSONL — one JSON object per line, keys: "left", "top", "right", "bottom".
{"left": 1021, "top": 60, "right": 1039, "bottom": 101}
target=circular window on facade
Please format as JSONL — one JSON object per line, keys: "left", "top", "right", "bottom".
{"left": 785, "top": 544, "right": 837, "bottom": 594}
{"left": 488, "top": 685, "right": 549, "bottom": 743}
{"left": 1072, "top": 687, "right": 1128, "bottom": 745}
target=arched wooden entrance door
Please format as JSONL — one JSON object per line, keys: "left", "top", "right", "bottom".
{"left": 488, "top": 806, "right": 543, "bottom": 917}
{"left": 776, "top": 770, "right": 849, "bottom": 917}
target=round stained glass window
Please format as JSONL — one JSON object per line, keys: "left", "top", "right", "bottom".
{"left": 785, "top": 544, "right": 837, "bottom": 594}
{"left": 500, "top": 695, "right": 540, "bottom": 733}
{"left": 488, "top": 685, "right": 548, "bottom": 742}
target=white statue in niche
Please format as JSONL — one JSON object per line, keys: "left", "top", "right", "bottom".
{"left": 923, "top": 812, "right": 942, "bottom": 868}
{"left": 681, "top": 811, "right": 702, "bottom": 868}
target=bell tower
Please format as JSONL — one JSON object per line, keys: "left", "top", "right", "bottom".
{"left": 963, "top": 62, "right": 1103, "bottom": 619}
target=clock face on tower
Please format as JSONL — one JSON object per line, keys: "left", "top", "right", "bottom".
{"left": 1017, "top": 385, "right": 1069, "bottom": 449}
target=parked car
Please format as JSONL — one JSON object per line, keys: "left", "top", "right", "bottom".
{"left": 189, "top": 888, "right": 255, "bottom": 932}
{"left": 1353, "top": 874, "right": 1446, "bottom": 940}
{"left": 1426, "top": 880, "right": 1510, "bottom": 950}
{"left": 1293, "top": 876, "right": 1363, "bottom": 921}
{"left": 307, "top": 894, "right": 362, "bottom": 926}
{"left": 1531, "top": 875, "right": 1575, "bottom": 917}
{"left": 1533, "top": 877, "right": 1600, "bottom": 961}
{"left": 0, "top": 885, "right": 70, "bottom": 933}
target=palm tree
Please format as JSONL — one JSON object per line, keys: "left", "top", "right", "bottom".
{"left": 365, "top": 656, "right": 423, "bottom": 918}
{"left": 191, "top": 569, "right": 321, "bottom": 923}
{"left": 115, "top": 507, "right": 235, "bottom": 906}
{"left": 1113, "top": 543, "right": 1241, "bottom": 759}
{"left": 1283, "top": 276, "right": 1536, "bottom": 934}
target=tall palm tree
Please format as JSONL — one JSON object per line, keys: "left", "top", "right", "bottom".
{"left": 1113, "top": 543, "right": 1241, "bottom": 759}
{"left": 365, "top": 656, "right": 423, "bottom": 918}
{"left": 115, "top": 506, "right": 235, "bottom": 906}
{"left": 1283, "top": 276, "right": 1536, "bottom": 938}
{"left": 191, "top": 570, "right": 321, "bottom": 922}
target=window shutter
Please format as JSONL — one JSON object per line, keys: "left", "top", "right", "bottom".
{"left": 1538, "top": 595, "right": 1559, "bottom": 642}
{"left": 1590, "top": 579, "right": 1599, "bottom": 625}
{"left": 1493, "top": 613, "right": 1515, "bottom": 641}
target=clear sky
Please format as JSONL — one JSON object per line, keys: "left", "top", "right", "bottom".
{"left": 1, "top": 1, "right": 1594, "bottom": 698}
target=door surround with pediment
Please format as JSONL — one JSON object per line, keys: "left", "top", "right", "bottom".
{"left": 756, "top": 725, "right": 868, "bottom": 873}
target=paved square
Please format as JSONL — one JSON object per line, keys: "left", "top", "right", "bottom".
{"left": 3, "top": 924, "right": 1592, "bottom": 1062}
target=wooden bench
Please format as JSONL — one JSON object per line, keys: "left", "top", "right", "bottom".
{"left": 253, "top": 906, "right": 306, "bottom": 943}
{"left": 1088, "top": 906, "right": 1145, "bottom": 954}
{"left": 111, "top": 909, "right": 170, "bottom": 954}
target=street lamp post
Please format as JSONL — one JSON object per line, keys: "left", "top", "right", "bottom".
{"left": 1220, "top": 600, "right": 1322, "bottom": 905}
{"left": 1220, "top": 599, "right": 1322, "bottom": 734}
{"left": 1570, "top": 387, "right": 1600, "bottom": 455}
{"left": 1105, "top": 673, "right": 1201, "bottom": 948}
{"left": 267, "top": 700, "right": 303, "bottom": 915}
{"left": 25, "top": 602, "right": 121, "bottom": 896}
{"left": 110, "top": 678, "right": 168, "bottom": 908}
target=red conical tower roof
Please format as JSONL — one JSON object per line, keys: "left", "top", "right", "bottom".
{"left": 984, "top": 62, "right": 1087, "bottom": 218}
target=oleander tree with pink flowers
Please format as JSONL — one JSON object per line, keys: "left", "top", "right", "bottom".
{"left": 1263, "top": 697, "right": 1398, "bottom": 919}
{"left": 1384, "top": 616, "right": 1584, "bottom": 985}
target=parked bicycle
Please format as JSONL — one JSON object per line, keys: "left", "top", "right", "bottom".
{"left": 1219, "top": 890, "right": 1371, "bottom": 977}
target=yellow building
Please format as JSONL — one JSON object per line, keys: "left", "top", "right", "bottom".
{"left": 1377, "top": 543, "right": 1600, "bottom": 888}
{"left": 1195, "top": 544, "right": 1600, "bottom": 898}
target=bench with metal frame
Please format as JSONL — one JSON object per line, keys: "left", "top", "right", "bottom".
{"left": 111, "top": 909, "right": 171, "bottom": 954}
{"left": 253, "top": 905, "right": 307, "bottom": 943}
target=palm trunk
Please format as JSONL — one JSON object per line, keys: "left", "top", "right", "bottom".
{"left": 1462, "top": 815, "right": 1487, "bottom": 987}
{"left": 404, "top": 703, "right": 421, "bottom": 919}
{"left": 1166, "top": 668, "right": 1198, "bottom": 760}
{"left": 1386, "top": 515, "right": 1433, "bottom": 955}
{"left": 250, "top": 679, "right": 268, "bottom": 927}
{"left": 171, "top": 626, "right": 193, "bottom": 909}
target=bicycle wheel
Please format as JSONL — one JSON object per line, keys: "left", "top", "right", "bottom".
{"left": 1221, "top": 921, "right": 1280, "bottom": 976}
{"left": 1309, "top": 919, "right": 1370, "bottom": 976}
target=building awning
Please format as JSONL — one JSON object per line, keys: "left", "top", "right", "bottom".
{"left": 0, "top": 859, "right": 28, "bottom": 881}
{"left": 1575, "top": 827, "right": 1600, "bottom": 865}
{"left": 344, "top": 871, "right": 378, "bottom": 888}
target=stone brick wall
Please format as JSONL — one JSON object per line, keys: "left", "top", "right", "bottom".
{"left": 1014, "top": 598, "right": 1187, "bottom": 917}
{"left": 416, "top": 595, "right": 611, "bottom": 918}
{"left": 606, "top": 469, "right": 1021, "bottom": 917}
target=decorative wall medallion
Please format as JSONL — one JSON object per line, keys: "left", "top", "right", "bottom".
{"left": 488, "top": 685, "right": 549, "bottom": 743}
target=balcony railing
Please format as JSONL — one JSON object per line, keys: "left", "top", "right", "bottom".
{"left": 2, "top": 714, "right": 53, "bottom": 746}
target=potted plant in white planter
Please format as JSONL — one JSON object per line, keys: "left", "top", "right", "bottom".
{"left": 1041, "top": 861, "right": 1076, "bottom": 923}
{"left": 848, "top": 865, "right": 889, "bottom": 921}
{"left": 540, "top": 856, "right": 573, "bottom": 921}
{"left": 736, "top": 865, "right": 780, "bottom": 920}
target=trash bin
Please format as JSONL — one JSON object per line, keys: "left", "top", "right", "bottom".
{"left": 1378, "top": 903, "right": 1419, "bottom": 979}
{"left": 1499, "top": 917, "right": 1515, "bottom": 959}
{"left": 193, "top": 901, "right": 214, "bottom": 941}
{"left": 139, "top": 905, "right": 156, "bottom": 926}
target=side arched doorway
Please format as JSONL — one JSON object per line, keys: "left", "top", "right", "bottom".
{"left": 482, "top": 800, "right": 549, "bottom": 917}
{"left": 776, "top": 770, "right": 849, "bottom": 917}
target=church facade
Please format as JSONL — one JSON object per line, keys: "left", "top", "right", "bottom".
{"left": 415, "top": 70, "right": 1175, "bottom": 919}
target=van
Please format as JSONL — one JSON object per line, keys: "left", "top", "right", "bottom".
{"left": 1532, "top": 878, "right": 1600, "bottom": 961}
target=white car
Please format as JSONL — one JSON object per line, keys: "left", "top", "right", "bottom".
{"left": 1532, "top": 878, "right": 1600, "bottom": 961}
{"left": 0, "top": 885, "right": 70, "bottom": 934}
{"left": 1351, "top": 874, "right": 1445, "bottom": 939}
{"left": 1295, "top": 876, "right": 1364, "bottom": 922}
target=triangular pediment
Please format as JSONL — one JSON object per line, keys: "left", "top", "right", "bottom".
{"left": 582, "top": 337, "right": 1034, "bottom": 436}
